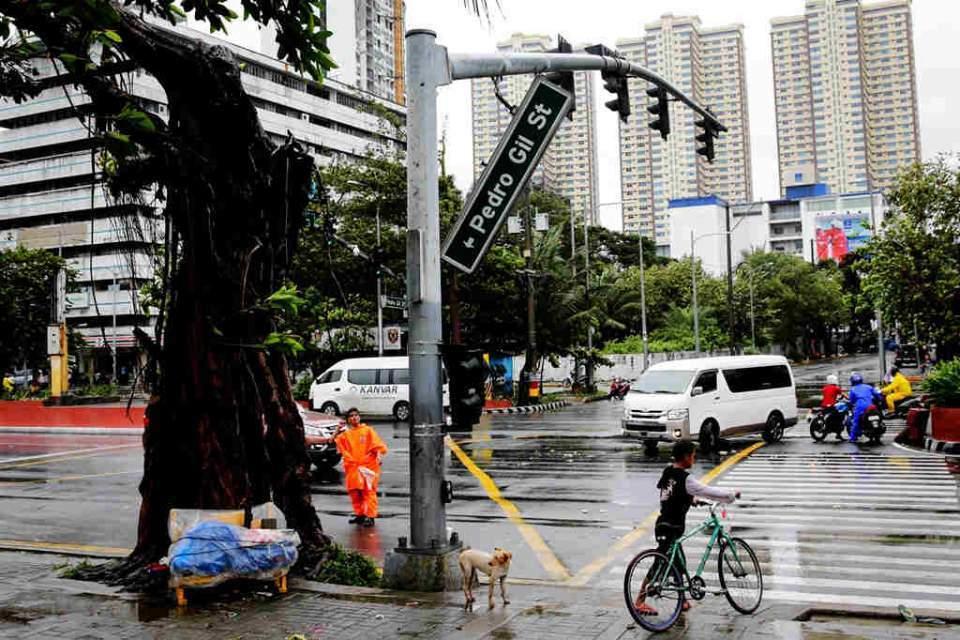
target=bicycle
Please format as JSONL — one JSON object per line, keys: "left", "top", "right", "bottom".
{"left": 623, "top": 502, "right": 763, "bottom": 632}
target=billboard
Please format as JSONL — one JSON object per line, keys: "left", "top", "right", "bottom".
{"left": 815, "top": 212, "right": 871, "bottom": 263}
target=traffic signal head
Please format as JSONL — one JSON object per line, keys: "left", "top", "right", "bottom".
{"left": 442, "top": 346, "right": 488, "bottom": 430}
{"left": 545, "top": 35, "right": 575, "bottom": 121}
{"left": 695, "top": 118, "right": 718, "bottom": 163}
{"left": 646, "top": 86, "right": 670, "bottom": 140}
{"left": 585, "top": 44, "right": 630, "bottom": 123}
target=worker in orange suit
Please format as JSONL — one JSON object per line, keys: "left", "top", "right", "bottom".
{"left": 333, "top": 407, "right": 388, "bottom": 527}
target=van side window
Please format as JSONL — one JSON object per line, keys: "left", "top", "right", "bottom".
{"left": 391, "top": 369, "right": 410, "bottom": 385}
{"left": 317, "top": 370, "right": 342, "bottom": 384}
{"left": 695, "top": 370, "right": 717, "bottom": 393}
{"left": 348, "top": 369, "right": 377, "bottom": 385}
{"left": 722, "top": 365, "right": 792, "bottom": 393}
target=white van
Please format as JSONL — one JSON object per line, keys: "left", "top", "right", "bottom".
{"left": 621, "top": 355, "right": 797, "bottom": 451}
{"left": 309, "top": 356, "right": 449, "bottom": 421}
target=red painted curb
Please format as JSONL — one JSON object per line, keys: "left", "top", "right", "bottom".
{"left": 0, "top": 400, "right": 144, "bottom": 428}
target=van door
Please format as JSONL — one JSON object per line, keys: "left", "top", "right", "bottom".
{"left": 688, "top": 369, "right": 719, "bottom": 437}
{"left": 344, "top": 368, "right": 377, "bottom": 413}
{"left": 312, "top": 369, "right": 344, "bottom": 411}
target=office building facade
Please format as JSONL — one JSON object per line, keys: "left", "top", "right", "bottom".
{"left": 470, "top": 34, "right": 599, "bottom": 224}
{"left": 771, "top": 0, "right": 920, "bottom": 196}
{"left": 0, "top": 21, "right": 405, "bottom": 380}
{"left": 617, "top": 15, "right": 753, "bottom": 252}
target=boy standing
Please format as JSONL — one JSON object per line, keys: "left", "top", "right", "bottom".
{"left": 333, "top": 408, "right": 388, "bottom": 527}
{"left": 635, "top": 440, "right": 739, "bottom": 615}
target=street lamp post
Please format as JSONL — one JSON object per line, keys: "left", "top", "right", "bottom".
{"left": 596, "top": 201, "right": 650, "bottom": 370}
{"left": 690, "top": 230, "right": 730, "bottom": 355}
{"left": 111, "top": 271, "right": 118, "bottom": 384}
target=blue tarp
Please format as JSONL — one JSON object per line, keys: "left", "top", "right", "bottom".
{"left": 168, "top": 521, "right": 299, "bottom": 578}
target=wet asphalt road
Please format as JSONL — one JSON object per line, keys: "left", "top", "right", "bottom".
{"left": 0, "top": 394, "right": 957, "bottom": 615}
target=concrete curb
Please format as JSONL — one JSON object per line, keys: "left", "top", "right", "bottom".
{"left": 0, "top": 426, "right": 142, "bottom": 435}
{"left": 483, "top": 400, "right": 567, "bottom": 414}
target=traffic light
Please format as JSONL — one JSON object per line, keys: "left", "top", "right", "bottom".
{"left": 695, "top": 117, "right": 719, "bottom": 163}
{"left": 545, "top": 35, "right": 575, "bottom": 121}
{"left": 646, "top": 86, "right": 670, "bottom": 140}
{"left": 585, "top": 44, "right": 630, "bottom": 123}
{"left": 443, "top": 346, "right": 487, "bottom": 431}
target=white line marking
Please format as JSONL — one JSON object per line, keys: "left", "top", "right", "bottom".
{"left": 0, "top": 444, "right": 135, "bottom": 467}
{"left": 762, "top": 589, "right": 960, "bottom": 612}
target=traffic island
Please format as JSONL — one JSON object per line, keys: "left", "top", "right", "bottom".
{"left": 483, "top": 400, "right": 567, "bottom": 414}
{"left": 381, "top": 533, "right": 462, "bottom": 592}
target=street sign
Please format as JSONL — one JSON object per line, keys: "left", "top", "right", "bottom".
{"left": 381, "top": 295, "right": 407, "bottom": 311}
{"left": 441, "top": 77, "right": 572, "bottom": 274}
{"left": 383, "top": 326, "right": 403, "bottom": 351}
{"left": 534, "top": 212, "right": 549, "bottom": 231}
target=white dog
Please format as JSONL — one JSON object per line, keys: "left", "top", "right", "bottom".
{"left": 458, "top": 547, "right": 513, "bottom": 609}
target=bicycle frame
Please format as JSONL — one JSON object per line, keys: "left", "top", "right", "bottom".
{"left": 649, "top": 504, "right": 741, "bottom": 594}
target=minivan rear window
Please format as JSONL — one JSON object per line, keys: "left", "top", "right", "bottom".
{"left": 390, "top": 369, "right": 410, "bottom": 384}
{"left": 722, "top": 365, "right": 792, "bottom": 393}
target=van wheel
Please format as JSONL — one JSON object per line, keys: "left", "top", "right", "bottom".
{"left": 763, "top": 412, "right": 785, "bottom": 443}
{"left": 393, "top": 401, "right": 412, "bottom": 422}
{"left": 699, "top": 420, "right": 719, "bottom": 453}
{"left": 320, "top": 402, "right": 339, "bottom": 416}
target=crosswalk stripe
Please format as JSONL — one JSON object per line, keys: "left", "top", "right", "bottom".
{"left": 763, "top": 574, "right": 959, "bottom": 597}
{"left": 726, "top": 512, "right": 960, "bottom": 526}
{"left": 762, "top": 589, "right": 960, "bottom": 612}
{"left": 736, "top": 499, "right": 958, "bottom": 508}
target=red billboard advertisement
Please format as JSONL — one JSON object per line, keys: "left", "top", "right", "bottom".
{"left": 815, "top": 212, "right": 871, "bottom": 262}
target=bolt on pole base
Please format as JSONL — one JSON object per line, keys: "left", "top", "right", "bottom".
{"left": 382, "top": 532, "right": 464, "bottom": 592}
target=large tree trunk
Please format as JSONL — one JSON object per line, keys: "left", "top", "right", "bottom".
{"left": 4, "top": 4, "right": 330, "bottom": 582}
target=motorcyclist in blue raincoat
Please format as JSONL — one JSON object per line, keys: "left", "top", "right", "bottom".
{"left": 848, "top": 373, "right": 882, "bottom": 442}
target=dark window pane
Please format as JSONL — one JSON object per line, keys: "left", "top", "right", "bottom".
{"left": 348, "top": 369, "right": 377, "bottom": 385}
{"left": 722, "top": 365, "right": 792, "bottom": 393}
{"left": 318, "top": 369, "right": 342, "bottom": 384}
{"left": 695, "top": 370, "right": 717, "bottom": 393}
{"left": 391, "top": 369, "right": 410, "bottom": 385}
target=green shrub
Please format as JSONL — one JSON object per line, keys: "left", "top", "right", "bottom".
{"left": 923, "top": 359, "right": 960, "bottom": 407}
{"left": 308, "top": 544, "right": 381, "bottom": 587}
{"left": 293, "top": 374, "right": 313, "bottom": 401}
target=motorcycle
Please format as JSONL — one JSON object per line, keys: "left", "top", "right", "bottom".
{"left": 809, "top": 400, "right": 851, "bottom": 442}
{"left": 883, "top": 394, "right": 921, "bottom": 420}
{"left": 857, "top": 403, "right": 886, "bottom": 444}
{"left": 608, "top": 378, "right": 631, "bottom": 400}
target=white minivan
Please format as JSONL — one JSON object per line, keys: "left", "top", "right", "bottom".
{"left": 621, "top": 355, "right": 798, "bottom": 452}
{"left": 309, "top": 356, "right": 449, "bottom": 422}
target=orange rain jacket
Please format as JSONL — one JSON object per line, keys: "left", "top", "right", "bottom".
{"left": 334, "top": 423, "right": 388, "bottom": 492}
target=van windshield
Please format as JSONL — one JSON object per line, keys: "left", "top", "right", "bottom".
{"left": 632, "top": 370, "right": 696, "bottom": 394}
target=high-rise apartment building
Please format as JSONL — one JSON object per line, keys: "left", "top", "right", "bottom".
{"left": 470, "top": 34, "right": 599, "bottom": 224}
{"left": 0, "top": 21, "right": 405, "bottom": 380}
{"left": 617, "top": 15, "right": 752, "bottom": 251}
{"left": 771, "top": 0, "right": 920, "bottom": 196}
{"left": 261, "top": 0, "right": 405, "bottom": 104}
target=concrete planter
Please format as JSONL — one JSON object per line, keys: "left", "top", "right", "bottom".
{"left": 931, "top": 406, "right": 960, "bottom": 442}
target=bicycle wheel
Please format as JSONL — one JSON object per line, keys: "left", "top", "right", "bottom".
{"left": 624, "top": 549, "right": 684, "bottom": 632}
{"left": 718, "top": 537, "right": 763, "bottom": 614}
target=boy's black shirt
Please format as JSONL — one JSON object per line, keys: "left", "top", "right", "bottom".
{"left": 657, "top": 465, "right": 692, "bottom": 528}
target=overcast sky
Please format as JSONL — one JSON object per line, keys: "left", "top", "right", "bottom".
{"left": 405, "top": 0, "right": 959, "bottom": 230}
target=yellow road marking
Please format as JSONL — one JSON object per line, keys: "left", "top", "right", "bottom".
{"left": 446, "top": 435, "right": 572, "bottom": 581}
{"left": 0, "top": 445, "right": 140, "bottom": 471}
{"left": 0, "top": 539, "right": 131, "bottom": 557}
{"left": 568, "top": 441, "right": 765, "bottom": 586}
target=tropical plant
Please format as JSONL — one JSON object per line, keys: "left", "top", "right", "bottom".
{"left": 923, "top": 359, "right": 960, "bottom": 408}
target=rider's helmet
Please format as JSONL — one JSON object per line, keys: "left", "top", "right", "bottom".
{"left": 889, "top": 365, "right": 900, "bottom": 376}
{"left": 826, "top": 374, "right": 838, "bottom": 385}
{"left": 850, "top": 373, "right": 863, "bottom": 386}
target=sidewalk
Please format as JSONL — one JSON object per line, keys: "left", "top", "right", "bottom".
{"left": 0, "top": 551, "right": 955, "bottom": 639}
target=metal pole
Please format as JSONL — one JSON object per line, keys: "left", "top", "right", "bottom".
{"left": 585, "top": 206, "right": 593, "bottom": 390}
{"left": 867, "top": 186, "right": 886, "bottom": 376}
{"left": 405, "top": 29, "right": 446, "bottom": 552}
{"left": 376, "top": 202, "right": 384, "bottom": 356}
{"left": 749, "top": 271, "right": 756, "bottom": 350}
{"left": 691, "top": 230, "right": 700, "bottom": 355}
{"left": 570, "top": 207, "right": 576, "bottom": 278}
{"left": 725, "top": 204, "right": 735, "bottom": 355}
{"left": 111, "top": 272, "right": 117, "bottom": 384}
{"left": 525, "top": 206, "right": 537, "bottom": 362}
{"left": 638, "top": 232, "right": 649, "bottom": 371}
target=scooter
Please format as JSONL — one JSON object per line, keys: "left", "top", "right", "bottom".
{"left": 857, "top": 404, "right": 886, "bottom": 444}
{"left": 809, "top": 399, "right": 851, "bottom": 442}
{"left": 882, "top": 394, "right": 921, "bottom": 420}
{"left": 608, "top": 378, "right": 631, "bottom": 400}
